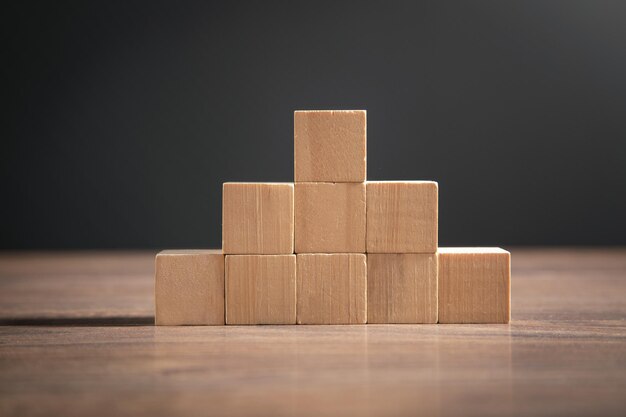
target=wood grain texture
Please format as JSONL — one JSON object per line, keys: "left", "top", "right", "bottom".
{"left": 225, "top": 255, "right": 296, "bottom": 325}
{"left": 296, "top": 254, "right": 367, "bottom": 324}
{"left": 367, "top": 253, "right": 437, "bottom": 324}
{"left": 1, "top": 249, "right": 625, "bottom": 417}
{"left": 438, "top": 248, "right": 511, "bottom": 324}
{"left": 222, "top": 182, "right": 294, "bottom": 254}
{"left": 155, "top": 250, "right": 224, "bottom": 326}
{"left": 295, "top": 183, "right": 366, "bottom": 253}
{"left": 294, "top": 110, "right": 366, "bottom": 183}
{"left": 366, "top": 181, "right": 438, "bottom": 253}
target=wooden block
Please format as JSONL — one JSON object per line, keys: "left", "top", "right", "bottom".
{"left": 295, "top": 182, "right": 366, "bottom": 253}
{"left": 155, "top": 250, "right": 224, "bottom": 326}
{"left": 222, "top": 182, "right": 294, "bottom": 254}
{"left": 367, "top": 253, "right": 437, "bottom": 324}
{"left": 225, "top": 255, "right": 296, "bottom": 324}
{"left": 438, "top": 248, "right": 511, "bottom": 324}
{"left": 296, "top": 254, "right": 367, "bottom": 324}
{"left": 366, "top": 181, "right": 438, "bottom": 253}
{"left": 294, "top": 110, "right": 366, "bottom": 182}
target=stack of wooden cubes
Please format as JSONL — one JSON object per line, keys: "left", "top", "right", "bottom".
{"left": 155, "top": 110, "right": 511, "bottom": 326}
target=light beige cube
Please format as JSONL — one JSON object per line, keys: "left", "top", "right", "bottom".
{"left": 155, "top": 250, "right": 224, "bottom": 326}
{"left": 367, "top": 181, "right": 438, "bottom": 253}
{"left": 367, "top": 253, "right": 437, "bottom": 324}
{"left": 222, "top": 182, "right": 294, "bottom": 254}
{"left": 225, "top": 255, "right": 296, "bottom": 325}
{"left": 295, "top": 182, "right": 366, "bottom": 253}
{"left": 296, "top": 254, "right": 367, "bottom": 324}
{"left": 294, "top": 110, "right": 366, "bottom": 182}
{"left": 438, "top": 248, "right": 511, "bottom": 324}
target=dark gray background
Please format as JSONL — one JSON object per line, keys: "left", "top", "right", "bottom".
{"left": 4, "top": 1, "right": 626, "bottom": 249}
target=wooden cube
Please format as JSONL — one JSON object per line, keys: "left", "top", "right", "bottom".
{"left": 296, "top": 254, "right": 367, "bottom": 324}
{"left": 155, "top": 250, "right": 224, "bottom": 326}
{"left": 222, "top": 182, "right": 294, "bottom": 254}
{"left": 367, "top": 181, "right": 438, "bottom": 253}
{"left": 295, "top": 183, "right": 366, "bottom": 253}
{"left": 225, "top": 255, "right": 296, "bottom": 324}
{"left": 294, "top": 110, "right": 366, "bottom": 182}
{"left": 438, "top": 248, "right": 511, "bottom": 324}
{"left": 367, "top": 253, "right": 437, "bottom": 324}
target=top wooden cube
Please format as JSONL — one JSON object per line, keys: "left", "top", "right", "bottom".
{"left": 222, "top": 182, "right": 294, "bottom": 254}
{"left": 367, "top": 181, "right": 438, "bottom": 253}
{"left": 294, "top": 110, "right": 366, "bottom": 182}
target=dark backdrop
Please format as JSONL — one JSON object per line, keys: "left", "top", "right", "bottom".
{"left": 4, "top": 0, "right": 626, "bottom": 249}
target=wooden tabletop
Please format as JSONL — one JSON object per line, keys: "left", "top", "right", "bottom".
{"left": 1, "top": 249, "right": 625, "bottom": 417}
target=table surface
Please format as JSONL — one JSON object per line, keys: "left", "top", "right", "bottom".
{"left": 1, "top": 249, "right": 625, "bottom": 417}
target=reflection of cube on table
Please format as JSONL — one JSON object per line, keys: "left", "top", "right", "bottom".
{"left": 295, "top": 182, "right": 366, "bottom": 253}
{"left": 294, "top": 110, "right": 366, "bottom": 183}
{"left": 155, "top": 250, "right": 225, "bottom": 326}
{"left": 225, "top": 254, "right": 296, "bottom": 325}
{"left": 367, "top": 181, "right": 438, "bottom": 254}
{"left": 296, "top": 253, "right": 367, "bottom": 325}
{"left": 367, "top": 253, "right": 438, "bottom": 324}
{"left": 438, "top": 248, "right": 511, "bottom": 324}
{"left": 222, "top": 182, "right": 294, "bottom": 255}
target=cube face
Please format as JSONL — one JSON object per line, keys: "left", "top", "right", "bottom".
{"left": 155, "top": 250, "right": 224, "bottom": 326}
{"left": 295, "top": 183, "right": 366, "bottom": 253}
{"left": 367, "top": 181, "right": 438, "bottom": 253}
{"left": 438, "top": 248, "right": 511, "bottom": 324}
{"left": 367, "top": 253, "right": 437, "bottom": 324}
{"left": 294, "top": 110, "right": 366, "bottom": 182}
{"left": 225, "top": 255, "right": 296, "bottom": 325}
{"left": 222, "top": 183, "right": 294, "bottom": 254}
{"left": 296, "top": 254, "right": 367, "bottom": 324}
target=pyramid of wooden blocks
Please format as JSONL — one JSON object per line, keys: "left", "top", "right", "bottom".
{"left": 155, "top": 109, "right": 512, "bottom": 326}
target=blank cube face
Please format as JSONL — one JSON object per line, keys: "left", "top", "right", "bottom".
{"left": 295, "top": 183, "right": 366, "bottom": 253}
{"left": 225, "top": 255, "right": 296, "bottom": 325}
{"left": 222, "top": 183, "right": 294, "bottom": 254}
{"left": 438, "top": 248, "right": 511, "bottom": 324}
{"left": 368, "top": 254, "right": 437, "bottom": 324}
{"left": 367, "top": 181, "right": 438, "bottom": 253}
{"left": 296, "top": 254, "right": 367, "bottom": 324}
{"left": 294, "top": 110, "right": 366, "bottom": 182}
{"left": 155, "top": 250, "right": 225, "bottom": 326}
